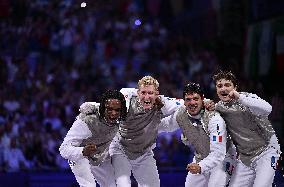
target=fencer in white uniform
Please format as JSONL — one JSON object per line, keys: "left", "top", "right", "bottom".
{"left": 213, "top": 70, "right": 281, "bottom": 187}
{"left": 160, "top": 82, "right": 229, "bottom": 187}
{"left": 109, "top": 76, "right": 183, "bottom": 187}
{"left": 59, "top": 90, "right": 127, "bottom": 187}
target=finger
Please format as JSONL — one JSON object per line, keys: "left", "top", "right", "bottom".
{"left": 86, "top": 143, "right": 96, "bottom": 146}
{"left": 87, "top": 144, "right": 97, "bottom": 148}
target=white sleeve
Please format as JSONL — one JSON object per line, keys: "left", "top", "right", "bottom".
{"left": 59, "top": 119, "right": 92, "bottom": 162}
{"left": 158, "top": 110, "right": 180, "bottom": 133}
{"left": 160, "top": 96, "right": 184, "bottom": 116}
{"left": 120, "top": 88, "right": 138, "bottom": 110}
{"left": 198, "top": 113, "right": 227, "bottom": 174}
{"left": 238, "top": 93, "right": 272, "bottom": 116}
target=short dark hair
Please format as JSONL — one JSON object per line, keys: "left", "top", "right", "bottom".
{"left": 212, "top": 70, "right": 238, "bottom": 87}
{"left": 183, "top": 82, "right": 204, "bottom": 98}
{"left": 99, "top": 90, "right": 127, "bottom": 121}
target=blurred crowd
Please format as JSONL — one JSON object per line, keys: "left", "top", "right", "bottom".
{"left": 0, "top": 0, "right": 283, "bottom": 172}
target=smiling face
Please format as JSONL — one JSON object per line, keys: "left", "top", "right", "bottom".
{"left": 137, "top": 85, "right": 159, "bottom": 110}
{"left": 104, "top": 99, "right": 122, "bottom": 124}
{"left": 184, "top": 92, "right": 204, "bottom": 116}
{"left": 137, "top": 76, "right": 159, "bottom": 110}
{"left": 215, "top": 79, "right": 236, "bottom": 102}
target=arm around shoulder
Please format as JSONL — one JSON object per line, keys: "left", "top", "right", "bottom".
{"left": 160, "top": 96, "right": 184, "bottom": 116}
{"left": 158, "top": 109, "right": 180, "bottom": 133}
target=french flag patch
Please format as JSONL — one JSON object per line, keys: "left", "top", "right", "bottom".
{"left": 213, "top": 135, "right": 222, "bottom": 142}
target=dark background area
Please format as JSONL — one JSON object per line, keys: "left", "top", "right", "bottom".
{"left": 0, "top": 0, "right": 283, "bottom": 186}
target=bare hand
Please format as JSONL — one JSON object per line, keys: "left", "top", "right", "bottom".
{"left": 82, "top": 143, "right": 97, "bottom": 157}
{"left": 204, "top": 100, "right": 215, "bottom": 111}
{"left": 228, "top": 90, "right": 240, "bottom": 100}
{"left": 186, "top": 163, "right": 201, "bottom": 174}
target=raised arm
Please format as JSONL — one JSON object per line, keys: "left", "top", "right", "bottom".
{"left": 238, "top": 92, "right": 272, "bottom": 116}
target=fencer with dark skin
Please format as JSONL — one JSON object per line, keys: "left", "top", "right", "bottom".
{"left": 82, "top": 99, "right": 122, "bottom": 157}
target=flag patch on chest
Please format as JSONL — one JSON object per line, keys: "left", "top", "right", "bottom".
{"left": 213, "top": 135, "right": 222, "bottom": 142}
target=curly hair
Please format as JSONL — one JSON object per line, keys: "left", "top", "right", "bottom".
{"left": 212, "top": 70, "right": 238, "bottom": 87}
{"left": 99, "top": 90, "right": 127, "bottom": 121}
{"left": 137, "top": 76, "right": 159, "bottom": 90}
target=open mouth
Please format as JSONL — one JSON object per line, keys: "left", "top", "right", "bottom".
{"left": 187, "top": 105, "right": 198, "bottom": 110}
{"left": 142, "top": 101, "right": 153, "bottom": 108}
{"left": 221, "top": 93, "right": 229, "bottom": 97}
{"left": 144, "top": 100, "right": 151, "bottom": 105}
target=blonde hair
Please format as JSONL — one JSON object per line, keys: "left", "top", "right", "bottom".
{"left": 137, "top": 76, "right": 159, "bottom": 90}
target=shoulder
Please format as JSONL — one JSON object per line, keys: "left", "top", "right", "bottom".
{"left": 205, "top": 110, "right": 223, "bottom": 122}
{"left": 161, "top": 96, "right": 184, "bottom": 107}
{"left": 79, "top": 102, "right": 100, "bottom": 115}
{"left": 175, "top": 105, "right": 187, "bottom": 120}
{"left": 204, "top": 110, "right": 220, "bottom": 117}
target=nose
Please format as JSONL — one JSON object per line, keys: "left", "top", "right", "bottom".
{"left": 219, "top": 86, "right": 225, "bottom": 91}
{"left": 189, "top": 100, "right": 196, "bottom": 105}
{"left": 144, "top": 93, "right": 150, "bottom": 98}
{"left": 110, "top": 110, "right": 119, "bottom": 118}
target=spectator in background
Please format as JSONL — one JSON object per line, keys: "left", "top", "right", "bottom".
{"left": 3, "top": 137, "right": 29, "bottom": 172}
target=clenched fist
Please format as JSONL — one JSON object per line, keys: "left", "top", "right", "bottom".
{"left": 228, "top": 90, "right": 240, "bottom": 100}
{"left": 204, "top": 99, "right": 215, "bottom": 111}
{"left": 186, "top": 163, "right": 201, "bottom": 174}
{"left": 155, "top": 97, "right": 164, "bottom": 110}
{"left": 82, "top": 143, "right": 97, "bottom": 157}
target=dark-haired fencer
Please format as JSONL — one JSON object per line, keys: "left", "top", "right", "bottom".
{"left": 59, "top": 90, "right": 127, "bottom": 187}
{"left": 160, "top": 82, "right": 229, "bottom": 187}
{"left": 212, "top": 70, "right": 281, "bottom": 187}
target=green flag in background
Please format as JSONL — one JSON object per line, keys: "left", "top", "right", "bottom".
{"left": 244, "top": 20, "right": 275, "bottom": 78}
{"left": 244, "top": 23, "right": 260, "bottom": 78}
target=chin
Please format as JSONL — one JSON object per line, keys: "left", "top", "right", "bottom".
{"left": 189, "top": 112, "right": 198, "bottom": 116}
{"left": 221, "top": 98, "right": 230, "bottom": 102}
{"left": 219, "top": 96, "right": 227, "bottom": 102}
{"left": 143, "top": 105, "right": 153, "bottom": 110}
